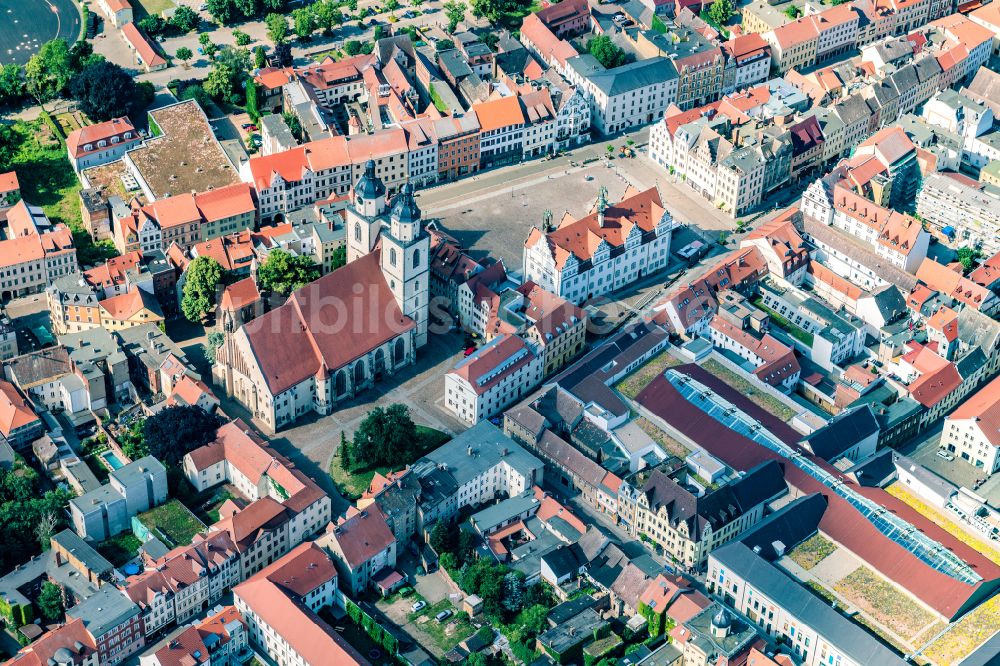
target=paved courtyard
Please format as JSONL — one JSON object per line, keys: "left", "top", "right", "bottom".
{"left": 212, "top": 330, "right": 469, "bottom": 512}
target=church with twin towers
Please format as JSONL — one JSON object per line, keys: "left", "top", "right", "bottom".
{"left": 214, "top": 161, "right": 430, "bottom": 432}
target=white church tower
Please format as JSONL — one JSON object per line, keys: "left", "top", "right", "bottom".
{"left": 344, "top": 160, "right": 430, "bottom": 348}
{"left": 346, "top": 160, "right": 389, "bottom": 264}
{"left": 383, "top": 183, "right": 429, "bottom": 347}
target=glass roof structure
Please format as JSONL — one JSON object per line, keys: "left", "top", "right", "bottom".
{"left": 666, "top": 370, "right": 982, "bottom": 585}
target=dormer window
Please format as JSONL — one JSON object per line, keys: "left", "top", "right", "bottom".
{"left": 84, "top": 144, "right": 93, "bottom": 151}
{"left": 111, "top": 136, "right": 119, "bottom": 144}
{"left": 124, "top": 132, "right": 133, "bottom": 139}
{"left": 98, "top": 140, "right": 107, "bottom": 148}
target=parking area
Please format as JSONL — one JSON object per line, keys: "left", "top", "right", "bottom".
{"left": 904, "top": 426, "right": 1000, "bottom": 508}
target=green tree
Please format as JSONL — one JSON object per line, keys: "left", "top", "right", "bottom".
{"left": 245, "top": 79, "right": 260, "bottom": 120}
{"left": 957, "top": 246, "right": 982, "bottom": 274}
{"left": 69, "top": 60, "right": 147, "bottom": 122}
{"left": 344, "top": 40, "right": 363, "bottom": 55}
{"left": 314, "top": 0, "right": 342, "bottom": 32}
{"left": 708, "top": 0, "right": 735, "bottom": 27}
{"left": 253, "top": 45, "right": 267, "bottom": 68}
{"left": 137, "top": 14, "right": 166, "bottom": 35}
{"left": 266, "top": 12, "right": 289, "bottom": 44}
{"left": 351, "top": 403, "right": 418, "bottom": 468}
{"left": 338, "top": 430, "right": 353, "bottom": 470}
{"left": 470, "top": 0, "right": 503, "bottom": 22}
{"left": 25, "top": 39, "right": 72, "bottom": 107}
{"left": 36, "top": 582, "right": 64, "bottom": 623}
{"left": 182, "top": 256, "right": 225, "bottom": 322}
{"left": 235, "top": 0, "right": 261, "bottom": 17}
{"left": 330, "top": 244, "right": 347, "bottom": 271}
{"left": 0, "top": 64, "right": 26, "bottom": 107}
{"left": 465, "top": 654, "right": 487, "bottom": 666}
{"left": 348, "top": 0, "right": 358, "bottom": 11}
{"left": 176, "top": 46, "right": 194, "bottom": 67}
{"left": 257, "top": 248, "right": 320, "bottom": 295}
{"left": 233, "top": 29, "right": 252, "bottom": 45}
{"left": 199, "top": 32, "right": 213, "bottom": 46}
{"left": 207, "top": 0, "right": 240, "bottom": 24}
{"left": 587, "top": 35, "right": 627, "bottom": 69}
{"left": 204, "top": 331, "right": 225, "bottom": 364}
{"left": 385, "top": 0, "right": 400, "bottom": 13}
{"left": 262, "top": 0, "right": 286, "bottom": 10}
{"left": 204, "top": 60, "right": 238, "bottom": 101}
{"left": 282, "top": 110, "right": 302, "bottom": 139}
{"left": 444, "top": 0, "right": 466, "bottom": 32}
{"left": 373, "top": 25, "right": 385, "bottom": 41}
{"left": 171, "top": 5, "right": 201, "bottom": 31}
{"left": 143, "top": 406, "right": 224, "bottom": 466}
{"left": 430, "top": 518, "right": 459, "bottom": 555}
{"left": 69, "top": 39, "right": 102, "bottom": 71}
{"left": 292, "top": 7, "right": 317, "bottom": 39}
{"left": 119, "top": 420, "right": 147, "bottom": 460}
{"left": 515, "top": 604, "right": 549, "bottom": 638}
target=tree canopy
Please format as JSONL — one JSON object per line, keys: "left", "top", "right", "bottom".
{"left": 25, "top": 38, "right": 73, "bottom": 105}
{"left": 256, "top": 248, "right": 320, "bottom": 295}
{"left": 37, "top": 582, "right": 64, "bottom": 623}
{"left": 182, "top": 256, "right": 225, "bottom": 322}
{"left": 141, "top": 405, "right": 225, "bottom": 466}
{"left": 0, "top": 462, "right": 72, "bottom": 572}
{"left": 708, "top": 0, "right": 735, "bottom": 28}
{"left": 587, "top": 36, "right": 628, "bottom": 69}
{"left": 69, "top": 60, "right": 149, "bottom": 122}
{"left": 444, "top": 0, "right": 467, "bottom": 32}
{"left": 349, "top": 404, "right": 417, "bottom": 468}
{"left": 172, "top": 5, "right": 201, "bottom": 32}
{"left": 266, "top": 13, "right": 289, "bottom": 44}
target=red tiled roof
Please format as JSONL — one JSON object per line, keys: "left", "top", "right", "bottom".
{"left": 241, "top": 251, "right": 413, "bottom": 395}
{"left": 99, "top": 286, "right": 163, "bottom": 322}
{"left": 66, "top": 117, "right": 137, "bottom": 159}
{"left": 194, "top": 183, "right": 256, "bottom": 222}
{"left": 221, "top": 276, "right": 260, "bottom": 311}
{"left": 0, "top": 380, "right": 39, "bottom": 437}
{"left": 450, "top": 334, "right": 536, "bottom": 396}
{"left": 635, "top": 365, "right": 1000, "bottom": 619}
{"left": 121, "top": 23, "right": 167, "bottom": 69}
{"left": 0, "top": 171, "right": 19, "bottom": 194}
{"left": 233, "top": 544, "right": 370, "bottom": 666}
{"left": 3, "top": 619, "right": 97, "bottom": 666}
{"left": 473, "top": 96, "right": 527, "bottom": 132}
{"left": 926, "top": 306, "right": 959, "bottom": 343}
{"left": 330, "top": 504, "right": 395, "bottom": 569}
{"left": 950, "top": 375, "right": 1000, "bottom": 448}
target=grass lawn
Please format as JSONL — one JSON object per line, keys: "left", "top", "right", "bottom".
{"left": 4, "top": 120, "right": 118, "bottom": 267}
{"left": 97, "top": 533, "right": 143, "bottom": 567}
{"left": 134, "top": 0, "right": 176, "bottom": 17}
{"left": 834, "top": 566, "right": 936, "bottom": 643}
{"left": 788, "top": 534, "right": 836, "bottom": 570}
{"left": 925, "top": 594, "right": 1000, "bottom": 665}
{"left": 701, "top": 358, "right": 799, "bottom": 422}
{"left": 407, "top": 599, "right": 476, "bottom": 654}
{"left": 136, "top": 499, "right": 206, "bottom": 548}
{"left": 751, "top": 297, "right": 815, "bottom": 347}
{"left": 330, "top": 426, "right": 450, "bottom": 501}
{"left": 886, "top": 482, "right": 1000, "bottom": 566}
{"left": 634, "top": 417, "right": 690, "bottom": 460}
{"left": 83, "top": 453, "right": 111, "bottom": 484}
{"left": 196, "top": 487, "right": 237, "bottom": 525}
{"left": 615, "top": 350, "right": 682, "bottom": 399}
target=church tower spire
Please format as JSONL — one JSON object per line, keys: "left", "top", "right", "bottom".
{"left": 381, "top": 183, "right": 430, "bottom": 347}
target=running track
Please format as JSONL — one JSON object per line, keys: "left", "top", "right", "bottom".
{"left": 0, "top": 0, "right": 82, "bottom": 66}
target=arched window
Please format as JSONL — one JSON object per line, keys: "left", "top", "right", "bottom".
{"left": 354, "top": 361, "right": 365, "bottom": 386}
{"left": 390, "top": 248, "right": 397, "bottom": 266}
{"left": 335, "top": 370, "right": 347, "bottom": 396}
{"left": 413, "top": 249, "right": 420, "bottom": 269}
{"left": 354, "top": 223, "right": 362, "bottom": 242}
{"left": 394, "top": 338, "right": 406, "bottom": 365}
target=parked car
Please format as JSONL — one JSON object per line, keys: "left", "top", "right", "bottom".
{"left": 936, "top": 449, "right": 955, "bottom": 461}
{"left": 435, "top": 610, "right": 452, "bottom": 623}
{"left": 411, "top": 600, "right": 426, "bottom": 612}
{"left": 464, "top": 346, "right": 476, "bottom": 357}
{"left": 400, "top": 587, "right": 415, "bottom": 597}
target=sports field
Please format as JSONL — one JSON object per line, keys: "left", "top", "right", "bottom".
{"left": 0, "top": 0, "right": 81, "bottom": 65}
